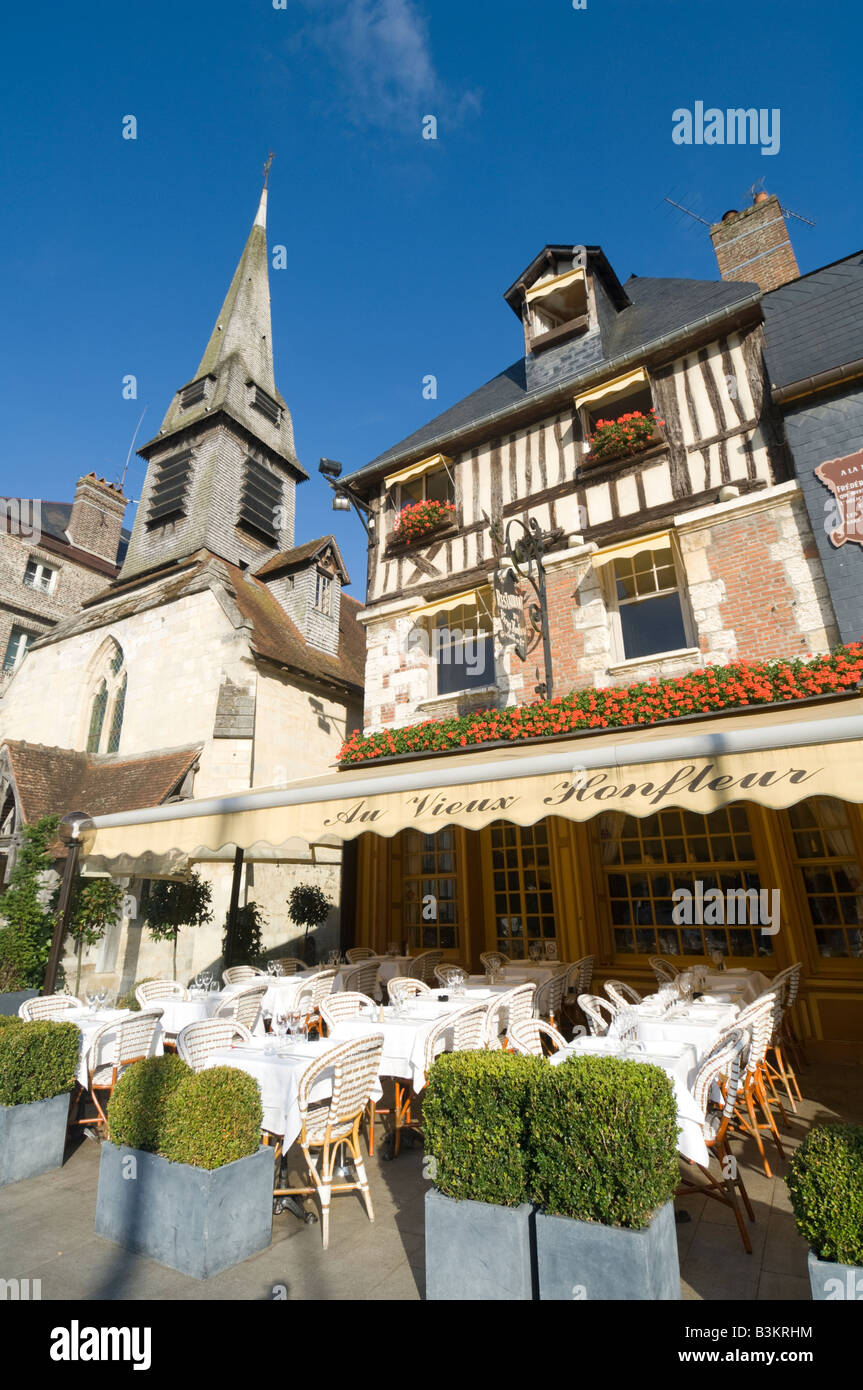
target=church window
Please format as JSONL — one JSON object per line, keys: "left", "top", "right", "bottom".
{"left": 85, "top": 640, "right": 126, "bottom": 754}
{"left": 238, "top": 459, "right": 282, "bottom": 545}
{"left": 107, "top": 675, "right": 127, "bottom": 753}
{"left": 87, "top": 681, "right": 108, "bottom": 752}
{"left": 147, "top": 450, "right": 193, "bottom": 528}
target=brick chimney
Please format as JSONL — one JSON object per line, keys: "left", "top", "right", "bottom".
{"left": 66, "top": 474, "right": 127, "bottom": 565}
{"left": 710, "top": 192, "right": 799, "bottom": 292}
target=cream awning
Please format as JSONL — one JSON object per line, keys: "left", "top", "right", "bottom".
{"left": 384, "top": 453, "right": 452, "bottom": 489}
{"left": 409, "top": 586, "right": 491, "bottom": 623}
{"left": 525, "top": 267, "right": 585, "bottom": 304}
{"left": 81, "top": 699, "right": 863, "bottom": 875}
{"left": 591, "top": 530, "right": 674, "bottom": 571}
{"left": 575, "top": 367, "right": 649, "bottom": 411}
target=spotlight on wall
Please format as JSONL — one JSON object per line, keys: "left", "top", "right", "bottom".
{"left": 319, "top": 457, "right": 343, "bottom": 479}
{"left": 332, "top": 494, "right": 351, "bottom": 512}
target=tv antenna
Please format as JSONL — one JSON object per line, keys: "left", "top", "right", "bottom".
{"left": 663, "top": 196, "right": 710, "bottom": 227}
{"left": 745, "top": 177, "right": 815, "bottom": 227}
{"left": 119, "top": 405, "right": 148, "bottom": 491}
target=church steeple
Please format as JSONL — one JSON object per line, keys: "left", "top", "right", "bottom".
{"left": 119, "top": 179, "right": 307, "bottom": 584}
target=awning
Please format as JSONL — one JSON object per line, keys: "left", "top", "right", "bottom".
{"left": 591, "top": 530, "right": 674, "bottom": 571}
{"left": 384, "top": 453, "right": 451, "bottom": 489}
{"left": 525, "top": 267, "right": 585, "bottom": 304}
{"left": 409, "top": 586, "right": 492, "bottom": 623}
{"left": 575, "top": 367, "right": 648, "bottom": 412}
{"left": 81, "top": 699, "right": 863, "bottom": 875}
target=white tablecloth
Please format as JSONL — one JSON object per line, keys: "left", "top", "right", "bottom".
{"left": 220, "top": 976, "right": 313, "bottom": 1020}
{"left": 330, "top": 1010, "right": 457, "bottom": 1092}
{"left": 332, "top": 957, "right": 412, "bottom": 993}
{"left": 501, "top": 961, "right": 561, "bottom": 985}
{"left": 630, "top": 999, "right": 739, "bottom": 1064}
{"left": 552, "top": 1036, "right": 708, "bottom": 1165}
{"left": 699, "top": 969, "right": 771, "bottom": 1006}
{"left": 69, "top": 1008, "right": 164, "bottom": 1087}
{"left": 203, "top": 1037, "right": 383, "bottom": 1148}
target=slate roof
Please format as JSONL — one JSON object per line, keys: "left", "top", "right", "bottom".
{"left": 3, "top": 500, "right": 131, "bottom": 568}
{"left": 346, "top": 273, "right": 760, "bottom": 485}
{"left": 3, "top": 741, "right": 202, "bottom": 825}
{"left": 255, "top": 536, "right": 349, "bottom": 583}
{"left": 761, "top": 251, "right": 863, "bottom": 390}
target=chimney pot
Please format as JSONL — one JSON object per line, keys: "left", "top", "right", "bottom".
{"left": 710, "top": 193, "right": 799, "bottom": 292}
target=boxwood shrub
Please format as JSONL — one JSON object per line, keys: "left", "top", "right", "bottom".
{"left": 787, "top": 1124, "right": 863, "bottom": 1267}
{"left": 0, "top": 1020, "right": 79, "bottom": 1107}
{"left": 160, "top": 1066, "right": 263, "bottom": 1171}
{"left": 424, "top": 1051, "right": 544, "bottom": 1206}
{"left": 116, "top": 979, "right": 157, "bottom": 1013}
{"left": 527, "top": 1055, "right": 680, "bottom": 1230}
{"left": 0, "top": 1015, "right": 23, "bottom": 1030}
{"left": 107, "top": 1054, "right": 191, "bottom": 1153}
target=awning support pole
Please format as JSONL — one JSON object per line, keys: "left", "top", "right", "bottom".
{"left": 223, "top": 847, "right": 244, "bottom": 967}
{"left": 44, "top": 842, "right": 80, "bottom": 996}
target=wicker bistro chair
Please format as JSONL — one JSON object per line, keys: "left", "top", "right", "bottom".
{"left": 387, "top": 976, "right": 431, "bottom": 1004}
{"left": 270, "top": 957, "right": 307, "bottom": 975}
{"left": 274, "top": 1032, "right": 385, "bottom": 1249}
{"left": 215, "top": 982, "right": 268, "bottom": 1033}
{"left": 480, "top": 951, "right": 510, "bottom": 975}
{"left": 578, "top": 993, "right": 618, "bottom": 1037}
{"left": 19, "top": 994, "right": 82, "bottom": 1020}
{"left": 303, "top": 968, "right": 338, "bottom": 1035}
{"left": 483, "top": 983, "right": 536, "bottom": 1050}
{"left": 726, "top": 992, "right": 787, "bottom": 1178}
{"left": 434, "top": 964, "right": 469, "bottom": 988}
{"left": 410, "top": 950, "right": 443, "bottom": 985}
{"left": 561, "top": 956, "right": 595, "bottom": 1036}
{"left": 507, "top": 1018, "right": 566, "bottom": 1057}
{"left": 345, "top": 947, "right": 376, "bottom": 963}
{"left": 764, "top": 966, "right": 804, "bottom": 1111}
{"left": 676, "top": 1027, "right": 756, "bottom": 1253}
{"left": 319, "top": 992, "right": 377, "bottom": 1032}
{"left": 387, "top": 1003, "right": 489, "bottom": 1159}
{"left": 176, "top": 1018, "right": 252, "bottom": 1071}
{"left": 135, "top": 980, "right": 188, "bottom": 1009}
{"left": 648, "top": 956, "right": 680, "bottom": 986}
{"left": 77, "top": 1010, "right": 164, "bottom": 1130}
{"left": 604, "top": 979, "right": 643, "bottom": 1009}
{"left": 341, "top": 960, "right": 382, "bottom": 1001}
{"left": 533, "top": 972, "right": 567, "bottom": 1028}
{"left": 222, "top": 965, "right": 266, "bottom": 986}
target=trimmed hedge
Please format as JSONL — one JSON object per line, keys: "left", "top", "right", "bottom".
{"left": 787, "top": 1124, "right": 863, "bottom": 1267}
{"left": 160, "top": 1066, "right": 263, "bottom": 1171}
{"left": 107, "top": 1054, "right": 191, "bottom": 1153}
{"left": 424, "top": 1051, "right": 544, "bottom": 1206}
{"left": 425, "top": 1050, "right": 680, "bottom": 1230}
{"left": 528, "top": 1055, "right": 680, "bottom": 1230}
{"left": 0, "top": 1015, "right": 23, "bottom": 1030}
{"left": 0, "top": 1020, "right": 79, "bottom": 1107}
{"left": 116, "top": 979, "right": 157, "bottom": 1013}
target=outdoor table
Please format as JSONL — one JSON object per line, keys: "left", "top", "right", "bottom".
{"left": 330, "top": 1007, "right": 464, "bottom": 1093}
{"left": 154, "top": 993, "right": 221, "bottom": 1035}
{"left": 202, "top": 1035, "right": 382, "bottom": 1148}
{"left": 332, "top": 956, "right": 412, "bottom": 992}
{"left": 552, "top": 1035, "right": 708, "bottom": 1165}
{"left": 629, "top": 998, "right": 739, "bottom": 1065}
{"left": 67, "top": 1007, "right": 163, "bottom": 1087}
{"left": 500, "top": 961, "right": 561, "bottom": 986}
{"left": 220, "top": 976, "right": 312, "bottom": 1020}
{"left": 698, "top": 968, "right": 771, "bottom": 1005}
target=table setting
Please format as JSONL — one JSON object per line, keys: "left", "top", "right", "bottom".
{"left": 622, "top": 981, "right": 740, "bottom": 1067}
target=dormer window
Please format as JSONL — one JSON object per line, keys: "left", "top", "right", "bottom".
{"left": 526, "top": 267, "right": 589, "bottom": 351}
{"left": 238, "top": 458, "right": 282, "bottom": 545}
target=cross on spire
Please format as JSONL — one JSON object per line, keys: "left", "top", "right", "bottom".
{"left": 263, "top": 151, "right": 274, "bottom": 188}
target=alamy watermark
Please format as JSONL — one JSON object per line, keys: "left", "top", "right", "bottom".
{"left": 672, "top": 881, "right": 780, "bottom": 935}
{"left": 1, "top": 498, "right": 41, "bottom": 544}
{"left": 672, "top": 103, "right": 780, "bottom": 156}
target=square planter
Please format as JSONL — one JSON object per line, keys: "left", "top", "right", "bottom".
{"left": 807, "top": 1250, "right": 863, "bottom": 1301}
{"left": 0, "top": 1090, "right": 71, "bottom": 1187}
{"left": 0, "top": 990, "right": 38, "bottom": 1017}
{"left": 535, "top": 1199, "right": 680, "bottom": 1301}
{"left": 95, "top": 1142, "right": 274, "bottom": 1279}
{"left": 425, "top": 1187, "right": 535, "bottom": 1300}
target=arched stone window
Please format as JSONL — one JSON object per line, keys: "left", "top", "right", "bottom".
{"left": 85, "top": 639, "right": 126, "bottom": 754}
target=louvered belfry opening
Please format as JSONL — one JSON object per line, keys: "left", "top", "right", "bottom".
{"left": 146, "top": 450, "right": 193, "bottom": 527}
{"left": 250, "top": 383, "right": 281, "bottom": 425}
{"left": 238, "top": 457, "right": 282, "bottom": 545}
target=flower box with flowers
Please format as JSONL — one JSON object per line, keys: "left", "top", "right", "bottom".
{"left": 586, "top": 409, "right": 665, "bottom": 465}
{"left": 392, "top": 499, "right": 456, "bottom": 546}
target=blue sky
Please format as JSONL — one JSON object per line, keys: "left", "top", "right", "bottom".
{"left": 2, "top": 0, "right": 860, "bottom": 593}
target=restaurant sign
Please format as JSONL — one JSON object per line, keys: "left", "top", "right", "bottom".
{"left": 816, "top": 448, "right": 863, "bottom": 549}
{"left": 493, "top": 568, "right": 527, "bottom": 660}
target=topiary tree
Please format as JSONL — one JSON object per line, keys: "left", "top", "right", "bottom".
{"left": 287, "top": 882, "right": 332, "bottom": 966}
{"left": 787, "top": 1123, "right": 863, "bottom": 1266}
{"left": 0, "top": 815, "right": 61, "bottom": 990}
{"left": 68, "top": 877, "right": 124, "bottom": 997}
{"left": 145, "top": 871, "right": 213, "bottom": 981}
{"left": 222, "top": 901, "right": 265, "bottom": 969}
{"left": 107, "top": 1054, "right": 191, "bottom": 1152}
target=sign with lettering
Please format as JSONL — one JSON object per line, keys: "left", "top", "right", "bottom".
{"left": 815, "top": 448, "right": 863, "bottom": 548}
{"left": 493, "top": 568, "right": 527, "bottom": 660}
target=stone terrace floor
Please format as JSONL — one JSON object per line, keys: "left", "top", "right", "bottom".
{"left": 1, "top": 1057, "right": 860, "bottom": 1301}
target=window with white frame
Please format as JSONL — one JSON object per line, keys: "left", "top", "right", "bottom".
{"left": 3, "top": 626, "right": 37, "bottom": 673}
{"left": 433, "top": 601, "right": 494, "bottom": 697}
{"left": 608, "top": 544, "right": 690, "bottom": 662}
{"left": 314, "top": 570, "right": 332, "bottom": 616}
{"left": 23, "top": 558, "right": 57, "bottom": 593}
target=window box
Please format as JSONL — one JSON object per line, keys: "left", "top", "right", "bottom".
{"left": 585, "top": 410, "right": 664, "bottom": 466}
{"left": 392, "top": 500, "right": 456, "bottom": 546}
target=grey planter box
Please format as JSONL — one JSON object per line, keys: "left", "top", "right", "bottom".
{"left": 0, "top": 1090, "right": 71, "bottom": 1188}
{"left": 425, "top": 1187, "right": 536, "bottom": 1300}
{"left": 0, "top": 990, "right": 38, "bottom": 1017}
{"left": 535, "top": 1199, "right": 680, "bottom": 1300}
{"left": 95, "top": 1142, "right": 274, "bottom": 1280}
{"left": 807, "top": 1249, "right": 863, "bottom": 1301}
